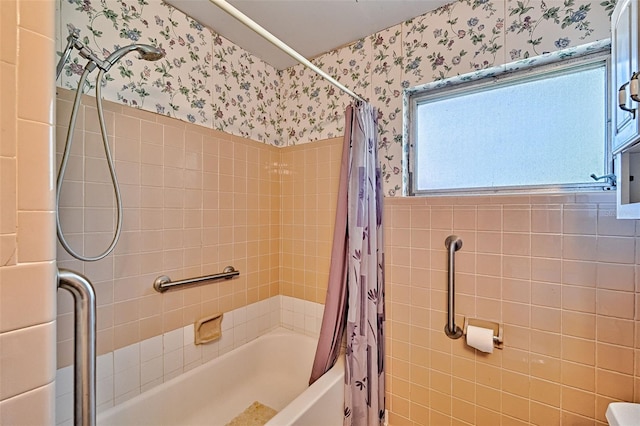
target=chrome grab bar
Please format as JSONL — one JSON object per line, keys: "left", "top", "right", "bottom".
{"left": 153, "top": 266, "right": 240, "bottom": 293}
{"left": 444, "top": 236, "right": 464, "bottom": 339}
{"left": 58, "top": 268, "right": 96, "bottom": 426}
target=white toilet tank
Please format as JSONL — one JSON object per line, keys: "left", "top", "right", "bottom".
{"left": 606, "top": 402, "right": 640, "bottom": 426}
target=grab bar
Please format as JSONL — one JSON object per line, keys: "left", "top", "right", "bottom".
{"left": 58, "top": 268, "right": 97, "bottom": 426}
{"left": 153, "top": 266, "right": 240, "bottom": 293}
{"left": 444, "top": 236, "right": 464, "bottom": 339}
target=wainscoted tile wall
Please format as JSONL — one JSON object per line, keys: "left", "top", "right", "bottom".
{"left": 384, "top": 194, "right": 640, "bottom": 425}
{"left": 55, "top": 87, "right": 640, "bottom": 424}
{"left": 55, "top": 295, "right": 323, "bottom": 424}
{"left": 0, "top": 1, "right": 617, "bottom": 425}
{"left": 54, "top": 86, "right": 345, "bottom": 417}
{"left": 55, "top": 89, "right": 342, "bottom": 368}
{"left": 55, "top": 88, "right": 282, "bottom": 366}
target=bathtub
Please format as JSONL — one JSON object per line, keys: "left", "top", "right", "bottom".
{"left": 97, "top": 328, "right": 344, "bottom": 426}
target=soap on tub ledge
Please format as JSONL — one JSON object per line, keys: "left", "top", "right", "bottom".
{"left": 606, "top": 402, "right": 640, "bottom": 426}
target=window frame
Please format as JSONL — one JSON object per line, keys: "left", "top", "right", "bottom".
{"left": 403, "top": 43, "right": 612, "bottom": 197}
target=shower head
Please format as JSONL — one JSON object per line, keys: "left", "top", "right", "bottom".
{"left": 102, "top": 44, "right": 164, "bottom": 71}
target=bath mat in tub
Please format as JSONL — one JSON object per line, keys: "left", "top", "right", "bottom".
{"left": 225, "top": 401, "right": 278, "bottom": 426}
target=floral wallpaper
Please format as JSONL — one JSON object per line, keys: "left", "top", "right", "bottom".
{"left": 57, "top": 0, "right": 614, "bottom": 196}
{"left": 57, "top": 0, "right": 283, "bottom": 144}
{"left": 287, "top": 0, "right": 614, "bottom": 196}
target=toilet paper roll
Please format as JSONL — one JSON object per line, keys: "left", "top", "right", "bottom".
{"left": 466, "top": 325, "right": 494, "bottom": 353}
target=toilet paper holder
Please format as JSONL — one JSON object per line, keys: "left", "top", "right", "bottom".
{"left": 463, "top": 318, "right": 503, "bottom": 349}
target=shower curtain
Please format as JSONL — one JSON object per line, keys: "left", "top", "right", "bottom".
{"left": 310, "top": 102, "right": 385, "bottom": 426}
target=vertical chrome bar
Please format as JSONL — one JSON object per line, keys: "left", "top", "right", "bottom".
{"left": 58, "top": 268, "right": 97, "bottom": 426}
{"left": 444, "top": 236, "right": 463, "bottom": 339}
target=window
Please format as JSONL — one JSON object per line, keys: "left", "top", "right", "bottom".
{"left": 406, "top": 47, "right": 611, "bottom": 196}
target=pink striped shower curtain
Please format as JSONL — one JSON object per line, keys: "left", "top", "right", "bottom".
{"left": 309, "top": 102, "right": 385, "bottom": 426}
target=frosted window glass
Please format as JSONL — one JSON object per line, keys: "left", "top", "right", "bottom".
{"left": 413, "top": 64, "right": 606, "bottom": 192}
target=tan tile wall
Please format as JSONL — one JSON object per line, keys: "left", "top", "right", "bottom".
{"left": 279, "top": 139, "right": 640, "bottom": 424}
{"left": 53, "top": 90, "right": 640, "bottom": 425}
{"left": 0, "top": 0, "right": 57, "bottom": 423}
{"left": 54, "top": 88, "right": 344, "bottom": 366}
{"left": 279, "top": 138, "right": 343, "bottom": 304}
{"left": 55, "top": 88, "right": 281, "bottom": 366}
{"left": 385, "top": 194, "right": 640, "bottom": 425}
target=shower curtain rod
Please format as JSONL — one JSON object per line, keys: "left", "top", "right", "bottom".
{"left": 208, "top": 0, "right": 366, "bottom": 103}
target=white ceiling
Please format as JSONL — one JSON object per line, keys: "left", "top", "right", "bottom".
{"left": 164, "top": 0, "right": 451, "bottom": 70}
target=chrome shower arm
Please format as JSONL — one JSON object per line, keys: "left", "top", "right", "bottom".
{"left": 55, "top": 33, "right": 107, "bottom": 79}
{"left": 56, "top": 33, "right": 77, "bottom": 80}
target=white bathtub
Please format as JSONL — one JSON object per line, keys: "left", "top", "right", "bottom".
{"left": 97, "top": 328, "right": 344, "bottom": 426}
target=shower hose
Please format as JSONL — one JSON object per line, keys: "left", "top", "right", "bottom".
{"left": 56, "top": 67, "right": 123, "bottom": 262}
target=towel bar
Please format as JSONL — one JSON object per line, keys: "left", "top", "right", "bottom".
{"left": 153, "top": 266, "right": 240, "bottom": 293}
